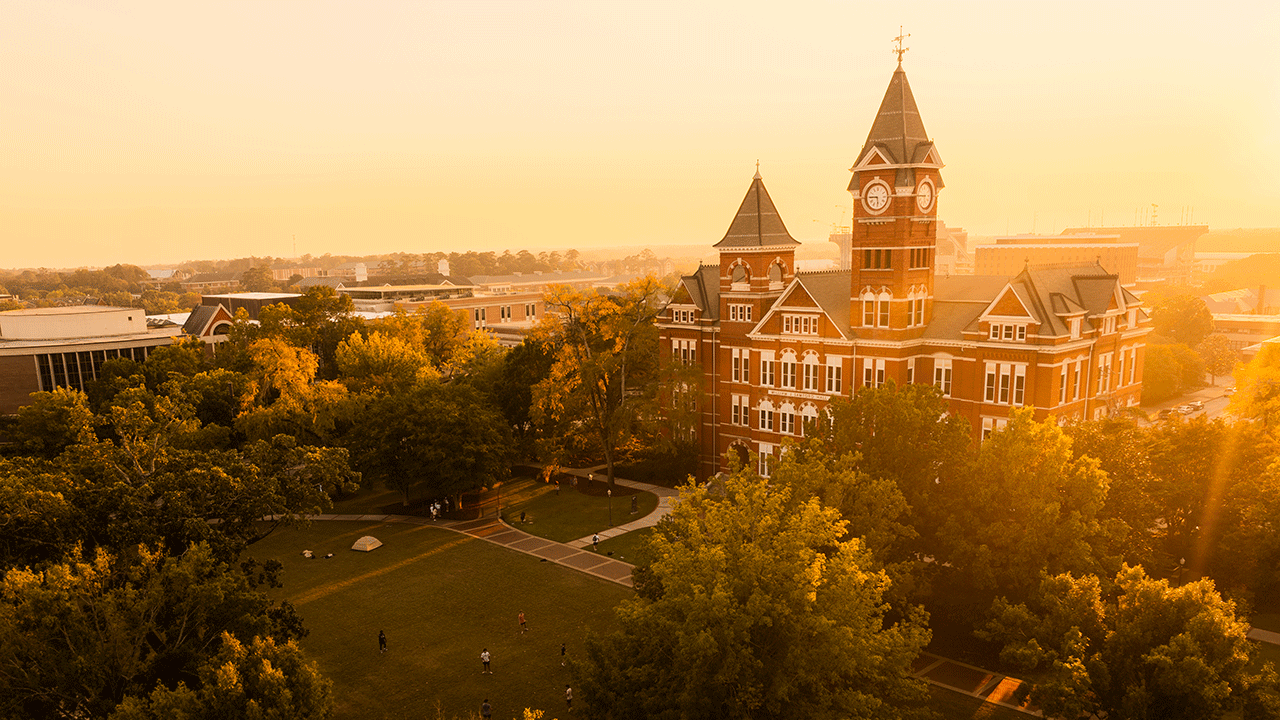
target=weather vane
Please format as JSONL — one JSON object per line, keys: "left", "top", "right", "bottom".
{"left": 893, "top": 26, "right": 910, "bottom": 64}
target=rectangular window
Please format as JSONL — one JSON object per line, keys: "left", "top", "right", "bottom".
{"left": 985, "top": 365, "right": 997, "bottom": 402}
{"left": 907, "top": 300, "right": 916, "bottom": 327}
{"left": 1060, "top": 365, "right": 1068, "bottom": 404}
{"left": 803, "top": 363, "right": 819, "bottom": 391}
{"left": 1017, "top": 325, "right": 1026, "bottom": 341}
{"left": 878, "top": 298, "right": 889, "bottom": 327}
{"left": 863, "top": 299, "right": 875, "bottom": 326}
{"left": 864, "top": 364, "right": 874, "bottom": 389}
{"left": 731, "top": 395, "right": 748, "bottom": 426}
{"left": 759, "top": 409, "right": 775, "bottom": 432}
{"left": 759, "top": 444, "right": 774, "bottom": 477}
{"left": 1014, "top": 366, "right": 1026, "bottom": 406}
{"left": 915, "top": 298, "right": 924, "bottom": 325}
{"left": 874, "top": 249, "right": 882, "bottom": 268}
{"left": 781, "top": 361, "right": 796, "bottom": 389}
{"left": 745, "top": 305, "right": 752, "bottom": 322}
{"left": 1003, "top": 325, "right": 1014, "bottom": 340}
{"left": 883, "top": 249, "right": 892, "bottom": 268}
{"left": 906, "top": 358, "right": 915, "bottom": 384}
{"left": 1129, "top": 348, "right": 1137, "bottom": 385}
{"left": 731, "top": 349, "right": 744, "bottom": 382}
{"left": 761, "top": 360, "right": 775, "bottom": 387}
{"left": 783, "top": 316, "right": 792, "bottom": 333}
{"left": 934, "top": 364, "right": 953, "bottom": 397}
{"left": 1073, "top": 362, "right": 1082, "bottom": 400}
{"left": 990, "top": 324, "right": 1000, "bottom": 340}
{"left": 1117, "top": 351, "right": 1125, "bottom": 388}
{"left": 999, "top": 365, "right": 1011, "bottom": 404}
{"left": 876, "top": 360, "right": 886, "bottom": 388}
{"left": 827, "top": 364, "right": 842, "bottom": 394}
{"left": 780, "top": 412, "right": 795, "bottom": 435}
{"left": 864, "top": 249, "right": 873, "bottom": 269}
{"left": 982, "top": 417, "right": 994, "bottom": 441}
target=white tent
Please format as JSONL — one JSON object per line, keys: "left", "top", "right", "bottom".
{"left": 351, "top": 536, "right": 383, "bottom": 552}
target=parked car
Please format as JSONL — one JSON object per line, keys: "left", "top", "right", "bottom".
{"left": 1188, "top": 400, "right": 1205, "bottom": 411}
{"left": 1224, "top": 387, "right": 1236, "bottom": 397}
{"left": 1158, "top": 408, "right": 1174, "bottom": 420}
{"left": 1177, "top": 404, "right": 1195, "bottom": 415}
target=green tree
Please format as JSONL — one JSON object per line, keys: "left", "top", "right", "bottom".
{"left": 1198, "top": 334, "right": 1238, "bottom": 385}
{"left": 1152, "top": 294, "right": 1214, "bottom": 347}
{"left": 11, "top": 387, "right": 96, "bottom": 458}
{"left": 935, "top": 409, "right": 1119, "bottom": 611}
{"left": 980, "top": 566, "right": 1262, "bottom": 720}
{"left": 578, "top": 467, "right": 932, "bottom": 720}
{"left": 334, "top": 330, "right": 435, "bottom": 394}
{"left": 1231, "top": 341, "right": 1280, "bottom": 427}
{"left": 349, "top": 379, "right": 510, "bottom": 506}
{"left": 111, "top": 632, "right": 332, "bottom": 720}
{"left": 1065, "top": 416, "right": 1162, "bottom": 570}
{"left": 0, "top": 543, "right": 309, "bottom": 719}
{"left": 533, "top": 278, "right": 664, "bottom": 486}
{"left": 491, "top": 336, "right": 556, "bottom": 455}
{"left": 824, "top": 382, "right": 971, "bottom": 545}
{"left": 1142, "top": 344, "right": 1185, "bottom": 403}
{"left": 238, "top": 265, "right": 276, "bottom": 292}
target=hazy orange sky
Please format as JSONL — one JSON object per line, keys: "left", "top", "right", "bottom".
{"left": 3, "top": 1, "right": 1278, "bottom": 269}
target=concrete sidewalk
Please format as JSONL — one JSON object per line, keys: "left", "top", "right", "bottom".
{"left": 557, "top": 466, "right": 680, "bottom": 549}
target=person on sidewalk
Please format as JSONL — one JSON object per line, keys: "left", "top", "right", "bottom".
{"left": 481, "top": 648, "right": 491, "bottom": 674}
{"left": 592, "top": 533, "right": 599, "bottom": 551}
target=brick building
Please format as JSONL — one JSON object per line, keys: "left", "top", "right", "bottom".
{"left": 659, "top": 62, "right": 1152, "bottom": 479}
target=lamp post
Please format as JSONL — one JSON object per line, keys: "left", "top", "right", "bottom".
{"left": 607, "top": 489, "right": 612, "bottom": 527}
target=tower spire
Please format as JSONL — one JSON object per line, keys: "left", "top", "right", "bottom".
{"left": 893, "top": 26, "right": 910, "bottom": 66}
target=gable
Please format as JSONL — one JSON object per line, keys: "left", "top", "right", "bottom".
{"left": 772, "top": 283, "right": 819, "bottom": 309}
{"left": 856, "top": 146, "right": 894, "bottom": 168}
{"left": 669, "top": 285, "right": 694, "bottom": 306}
{"left": 752, "top": 279, "right": 843, "bottom": 339}
{"left": 985, "top": 285, "right": 1034, "bottom": 319}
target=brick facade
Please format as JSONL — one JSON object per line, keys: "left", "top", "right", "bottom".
{"left": 659, "top": 64, "right": 1152, "bottom": 479}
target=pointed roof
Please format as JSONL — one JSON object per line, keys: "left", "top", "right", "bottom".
{"left": 713, "top": 174, "right": 800, "bottom": 249}
{"left": 860, "top": 64, "right": 931, "bottom": 166}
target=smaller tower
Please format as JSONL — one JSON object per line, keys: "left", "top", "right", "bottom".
{"left": 714, "top": 169, "right": 800, "bottom": 331}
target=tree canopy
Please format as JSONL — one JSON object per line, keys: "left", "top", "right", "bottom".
{"left": 577, "top": 466, "right": 932, "bottom": 720}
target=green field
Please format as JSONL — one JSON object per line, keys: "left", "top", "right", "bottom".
{"left": 247, "top": 520, "right": 632, "bottom": 720}
{"left": 498, "top": 482, "right": 658, "bottom": 543}
{"left": 249, "top": 517, "right": 1056, "bottom": 720}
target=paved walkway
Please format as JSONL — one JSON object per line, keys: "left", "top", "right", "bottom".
{"left": 555, "top": 465, "right": 679, "bottom": 549}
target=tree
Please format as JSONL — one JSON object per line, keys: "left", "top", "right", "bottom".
{"left": 0, "top": 543, "right": 310, "bottom": 719}
{"left": 491, "top": 336, "right": 557, "bottom": 455}
{"left": 349, "top": 379, "right": 510, "bottom": 506}
{"left": 1231, "top": 341, "right": 1280, "bottom": 427}
{"left": 577, "top": 467, "right": 932, "bottom": 720}
{"left": 980, "top": 566, "right": 1263, "bottom": 720}
{"left": 1198, "top": 334, "right": 1238, "bottom": 385}
{"left": 1151, "top": 294, "right": 1214, "bottom": 347}
{"left": 1065, "top": 416, "right": 1162, "bottom": 570}
{"left": 110, "top": 632, "right": 332, "bottom": 720}
{"left": 238, "top": 265, "right": 276, "bottom": 293}
{"left": 334, "top": 330, "right": 435, "bottom": 394}
{"left": 1142, "top": 344, "right": 1185, "bottom": 403}
{"left": 234, "top": 338, "right": 354, "bottom": 445}
{"left": 533, "top": 278, "right": 664, "bottom": 486}
{"left": 934, "top": 409, "right": 1119, "bottom": 611}
{"left": 11, "top": 387, "right": 96, "bottom": 458}
{"left": 824, "top": 382, "right": 972, "bottom": 544}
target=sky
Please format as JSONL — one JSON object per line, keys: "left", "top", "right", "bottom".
{"left": 2, "top": 1, "right": 1278, "bottom": 269}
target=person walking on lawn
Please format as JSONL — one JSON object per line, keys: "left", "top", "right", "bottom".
{"left": 481, "top": 648, "right": 491, "bottom": 674}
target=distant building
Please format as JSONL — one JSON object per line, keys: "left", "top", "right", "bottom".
{"left": 1211, "top": 314, "right": 1280, "bottom": 353}
{"left": 271, "top": 266, "right": 323, "bottom": 282}
{"left": 0, "top": 306, "right": 182, "bottom": 414}
{"left": 1060, "top": 224, "right": 1208, "bottom": 286}
{"left": 329, "top": 262, "right": 368, "bottom": 283}
{"left": 934, "top": 221, "right": 972, "bottom": 275}
{"left": 200, "top": 292, "right": 303, "bottom": 319}
{"left": 974, "top": 234, "right": 1138, "bottom": 287}
{"left": 181, "top": 272, "right": 241, "bottom": 293}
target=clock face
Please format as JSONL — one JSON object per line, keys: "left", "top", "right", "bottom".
{"left": 916, "top": 180, "right": 934, "bottom": 212}
{"left": 863, "top": 182, "right": 890, "bottom": 213}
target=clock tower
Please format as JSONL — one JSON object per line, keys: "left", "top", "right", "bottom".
{"left": 848, "top": 59, "right": 943, "bottom": 342}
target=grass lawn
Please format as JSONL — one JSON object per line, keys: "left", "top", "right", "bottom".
{"left": 594, "top": 527, "right": 655, "bottom": 564}
{"left": 1253, "top": 612, "right": 1280, "bottom": 634}
{"left": 247, "top": 520, "right": 632, "bottom": 720}
{"left": 499, "top": 483, "right": 659, "bottom": 543}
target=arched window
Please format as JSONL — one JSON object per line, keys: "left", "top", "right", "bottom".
{"left": 780, "top": 350, "right": 797, "bottom": 389}
{"left": 731, "top": 264, "right": 748, "bottom": 285}
{"left": 779, "top": 402, "right": 797, "bottom": 435}
{"left": 878, "top": 289, "right": 891, "bottom": 327}
{"left": 800, "top": 403, "right": 820, "bottom": 436}
{"left": 757, "top": 400, "right": 775, "bottom": 432}
{"left": 768, "top": 261, "right": 784, "bottom": 288}
{"left": 861, "top": 288, "right": 876, "bottom": 327}
{"left": 801, "top": 351, "right": 821, "bottom": 391}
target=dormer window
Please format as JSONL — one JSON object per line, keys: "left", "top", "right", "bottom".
{"left": 1070, "top": 318, "right": 1082, "bottom": 339}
